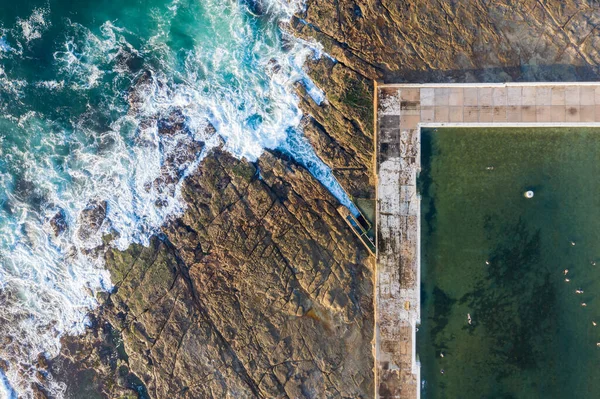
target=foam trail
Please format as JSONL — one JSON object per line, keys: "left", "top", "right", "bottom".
{"left": 0, "top": 371, "right": 17, "bottom": 399}
{"left": 281, "top": 127, "right": 361, "bottom": 216}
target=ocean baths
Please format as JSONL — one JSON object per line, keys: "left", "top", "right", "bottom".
{"left": 375, "top": 83, "right": 600, "bottom": 398}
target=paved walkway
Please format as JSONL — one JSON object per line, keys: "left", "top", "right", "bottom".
{"left": 374, "top": 82, "right": 600, "bottom": 399}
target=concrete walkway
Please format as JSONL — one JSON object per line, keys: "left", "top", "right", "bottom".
{"left": 374, "top": 82, "right": 600, "bottom": 399}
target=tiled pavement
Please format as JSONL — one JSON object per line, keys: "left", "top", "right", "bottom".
{"left": 374, "top": 83, "right": 600, "bottom": 399}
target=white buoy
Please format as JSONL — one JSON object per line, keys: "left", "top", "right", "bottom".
{"left": 524, "top": 190, "right": 534, "bottom": 198}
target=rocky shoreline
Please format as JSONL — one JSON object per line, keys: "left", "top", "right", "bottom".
{"left": 35, "top": 0, "right": 600, "bottom": 398}
{"left": 45, "top": 146, "right": 374, "bottom": 399}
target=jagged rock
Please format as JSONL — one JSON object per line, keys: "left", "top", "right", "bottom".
{"left": 77, "top": 200, "right": 108, "bottom": 241}
{"left": 157, "top": 110, "right": 187, "bottom": 136}
{"left": 113, "top": 43, "right": 144, "bottom": 74}
{"left": 49, "top": 210, "right": 67, "bottom": 237}
{"left": 31, "top": 384, "right": 48, "bottom": 399}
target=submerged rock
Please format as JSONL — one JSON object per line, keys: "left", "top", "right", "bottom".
{"left": 157, "top": 109, "right": 187, "bottom": 136}
{"left": 49, "top": 210, "right": 67, "bottom": 237}
{"left": 77, "top": 200, "right": 108, "bottom": 242}
{"left": 127, "top": 70, "right": 155, "bottom": 114}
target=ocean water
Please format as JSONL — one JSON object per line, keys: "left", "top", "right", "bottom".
{"left": 419, "top": 127, "right": 600, "bottom": 398}
{"left": 0, "top": 0, "right": 351, "bottom": 397}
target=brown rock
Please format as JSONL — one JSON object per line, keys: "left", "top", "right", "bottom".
{"left": 52, "top": 150, "right": 374, "bottom": 398}
{"left": 49, "top": 210, "right": 67, "bottom": 237}
{"left": 77, "top": 200, "right": 108, "bottom": 241}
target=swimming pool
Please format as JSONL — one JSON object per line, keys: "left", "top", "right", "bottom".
{"left": 418, "top": 126, "right": 600, "bottom": 398}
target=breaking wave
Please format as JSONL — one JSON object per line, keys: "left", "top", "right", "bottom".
{"left": 0, "top": 0, "right": 353, "bottom": 397}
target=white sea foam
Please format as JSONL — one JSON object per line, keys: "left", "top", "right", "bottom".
{"left": 16, "top": 8, "right": 50, "bottom": 43}
{"left": 0, "top": 1, "right": 358, "bottom": 397}
{"left": 0, "top": 37, "right": 11, "bottom": 53}
{"left": 0, "top": 371, "right": 16, "bottom": 399}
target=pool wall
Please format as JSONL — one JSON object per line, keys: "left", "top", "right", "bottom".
{"left": 374, "top": 82, "right": 600, "bottom": 399}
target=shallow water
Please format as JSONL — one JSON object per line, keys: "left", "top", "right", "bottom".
{"left": 0, "top": 0, "right": 352, "bottom": 397}
{"left": 419, "top": 127, "right": 600, "bottom": 398}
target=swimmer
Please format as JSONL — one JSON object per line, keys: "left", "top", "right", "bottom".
{"left": 582, "top": 303, "right": 588, "bottom": 307}
{"left": 486, "top": 166, "right": 494, "bottom": 170}
{"left": 467, "top": 313, "right": 472, "bottom": 325}
{"left": 593, "top": 261, "right": 597, "bottom": 266}
{"left": 571, "top": 241, "right": 576, "bottom": 246}
{"left": 440, "top": 352, "right": 444, "bottom": 358}
{"left": 564, "top": 269, "right": 569, "bottom": 275}
{"left": 597, "top": 343, "right": 600, "bottom": 347}
{"left": 576, "top": 289, "right": 584, "bottom": 294}
{"left": 593, "top": 321, "right": 597, "bottom": 327}
{"left": 440, "top": 369, "right": 445, "bottom": 374}
{"left": 565, "top": 278, "right": 570, "bottom": 282}
{"left": 485, "top": 260, "right": 490, "bottom": 265}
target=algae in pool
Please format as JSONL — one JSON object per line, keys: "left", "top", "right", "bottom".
{"left": 418, "top": 127, "right": 600, "bottom": 398}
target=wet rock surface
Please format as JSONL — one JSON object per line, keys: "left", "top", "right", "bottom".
{"left": 52, "top": 150, "right": 374, "bottom": 398}
{"left": 77, "top": 200, "right": 108, "bottom": 241}
{"left": 49, "top": 210, "right": 67, "bottom": 237}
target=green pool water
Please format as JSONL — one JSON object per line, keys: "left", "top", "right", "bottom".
{"left": 418, "top": 127, "right": 600, "bottom": 398}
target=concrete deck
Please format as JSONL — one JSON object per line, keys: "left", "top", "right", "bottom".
{"left": 374, "top": 82, "right": 600, "bottom": 399}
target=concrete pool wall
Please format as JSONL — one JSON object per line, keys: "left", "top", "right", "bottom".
{"left": 374, "top": 82, "right": 600, "bottom": 399}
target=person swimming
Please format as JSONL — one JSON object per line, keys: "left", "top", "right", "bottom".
{"left": 564, "top": 269, "right": 569, "bottom": 275}
{"left": 576, "top": 289, "right": 584, "bottom": 294}
{"left": 467, "top": 313, "right": 472, "bottom": 324}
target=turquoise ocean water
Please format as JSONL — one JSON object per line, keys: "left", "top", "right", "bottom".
{"left": 0, "top": 1, "right": 350, "bottom": 397}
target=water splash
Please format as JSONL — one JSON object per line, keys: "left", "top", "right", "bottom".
{"left": 281, "top": 127, "right": 360, "bottom": 215}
